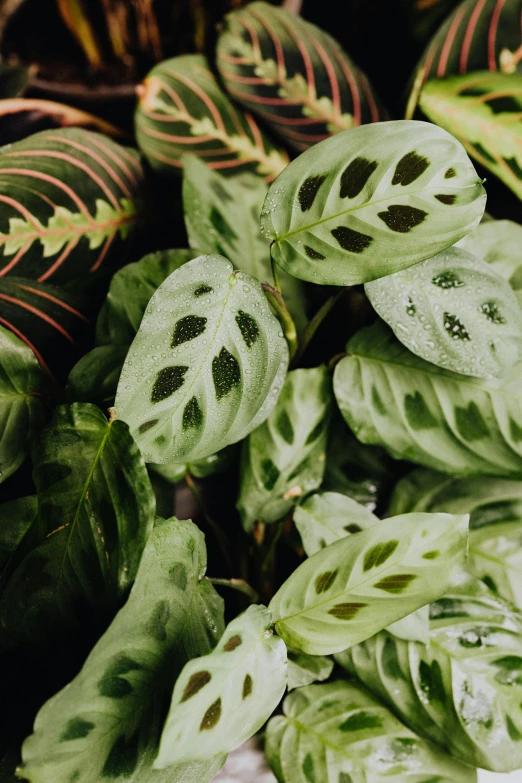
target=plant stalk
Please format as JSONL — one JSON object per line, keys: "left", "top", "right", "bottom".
{"left": 262, "top": 282, "right": 298, "bottom": 360}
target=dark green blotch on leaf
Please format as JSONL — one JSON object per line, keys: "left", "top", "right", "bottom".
{"left": 315, "top": 569, "right": 338, "bottom": 593}
{"left": 235, "top": 310, "right": 259, "bottom": 348}
{"left": 298, "top": 175, "right": 326, "bottom": 211}
{"left": 378, "top": 204, "right": 427, "bottom": 233}
{"left": 345, "top": 523, "right": 362, "bottom": 533}
{"left": 480, "top": 301, "right": 505, "bottom": 324}
{"left": 261, "top": 458, "right": 280, "bottom": 490}
{"left": 419, "top": 659, "right": 446, "bottom": 703}
{"left": 277, "top": 410, "right": 294, "bottom": 444}
{"left": 200, "top": 697, "right": 222, "bottom": 730}
{"left": 172, "top": 315, "right": 207, "bottom": 347}
{"left": 455, "top": 401, "right": 489, "bottom": 441}
{"left": 363, "top": 540, "right": 399, "bottom": 571}
{"left": 147, "top": 600, "right": 170, "bottom": 642}
{"left": 404, "top": 391, "right": 437, "bottom": 430}
{"left": 302, "top": 753, "right": 316, "bottom": 783}
{"left": 305, "top": 245, "right": 325, "bottom": 260}
{"left": 242, "top": 673, "right": 253, "bottom": 699}
{"left": 305, "top": 420, "right": 324, "bottom": 445}
{"left": 60, "top": 718, "right": 95, "bottom": 741}
{"left": 101, "top": 733, "right": 139, "bottom": 778}
{"left": 445, "top": 167, "right": 456, "bottom": 178}
{"left": 435, "top": 194, "right": 457, "bottom": 205}
{"left": 392, "top": 151, "right": 430, "bottom": 186}
{"left": 422, "top": 550, "right": 439, "bottom": 560}
{"left": 340, "top": 711, "right": 383, "bottom": 731}
{"left": 510, "top": 417, "right": 522, "bottom": 442}
{"left": 374, "top": 573, "right": 417, "bottom": 593}
{"left": 212, "top": 347, "right": 241, "bottom": 399}
{"left": 183, "top": 396, "right": 203, "bottom": 430}
{"left": 194, "top": 285, "right": 213, "bottom": 297}
{"left": 151, "top": 365, "right": 188, "bottom": 403}
{"left": 210, "top": 206, "right": 238, "bottom": 243}
{"left": 444, "top": 312, "right": 470, "bottom": 341}
{"left": 182, "top": 670, "right": 212, "bottom": 702}
{"left": 432, "top": 271, "right": 464, "bottom": 288}
{"left": 382, "top": 636, "right": 406, "bottom": 681}
{"left": 98, "top": 657, "right": 142, "bottom": 699}
{"left": 340, "top": 157, "right": 378, "bottom": 198}
{"left": 223, "top": 634, "right": 242, "bottom": 651}
{"left": 138, "top": 419, "right": 158, "bottom": 434}
{"left": 331, "top": 226, "right": 373, "bottom": 253}
{"left": 372, "top": 385, "right": 387, "bottom": 416}
{"left": 328, "top": 602, "right": 366, "bottom": 619}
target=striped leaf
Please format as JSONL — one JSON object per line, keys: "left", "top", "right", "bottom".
{"left": 18, "top": 518, "right": 225, "bottom": 783}
{"left": 365, "top": 245, "right": 522, "bottom": 379}
{"left": 420, "top": 72, "right": 522, "bottom": 202}
{"left": 334, "top": 321, "right": 522, "bottom": 477}
{"left": 115, "top": 255, "right": 288, "bottom": 464}
{"left": 266, "top": 680, "right": 476, "bottom": 783}
{"left": 216, "top": 1, "right": 385, "bottom": 152}
{"left": 336, "top": 576, "right": 522, "bottom": 772}
{"left": 458, "top": 217, "right": 522, "bottom": 304}
{"left": 0, "top": 128, "right": 147, "bottom": 285}
{"left": 269, "top": 511, "right": 468, "bottom": 655}
{"left": 0, "top": 325, "right": 44, "bottom": 483}
{"left": 390, "top": 468, "right": 522, "bottom": 609}
{"left": 135, "top": 54, "right": 288, "bottom": 181}
{"left": 262, "top": 120, "right": 486, "bottom": 285}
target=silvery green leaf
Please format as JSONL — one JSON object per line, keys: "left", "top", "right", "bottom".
{"left": 265, "top": 680, "right": 476, "bottom": 783}
{"left": 286, "top": 648, "right": 334, "bottom": 691}
{"left": 365, "top": 245, "right": 522, "bottom": 379}
{"left": 155, "top": 604, "right": 287, "bottom": 767}
{"left": 269, "top": 511, "right": 468, "bottom": 655}
{"left": 18, "top": 517, "right": 225, "bottom": 783}
{"left": 115, "top": 255, "right": 288, "bottom": 464}
{"left": 337, "top": 575, "right": 522, "bottom": 772}
{"left": 334, "top": 320, "right": 522, "bottom": 477}
{"left": 237, "top": 367, "right": 331, "bottom": 530}
{"left": 261, "top": 120, "right": 486, "bottom": 285}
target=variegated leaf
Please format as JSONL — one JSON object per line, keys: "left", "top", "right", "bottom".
{"left": 0, "top": 128, "right": 147, "bottom": 284}
{"left": 269, "top": 511, "right": 468, "bottom": 655}
{"left": 135, "top": 54, "right": 288, "bottom": 181}
{"left": 216, "top": 1, "right": 385, "bottom": 152}
{"left": 155, "top": 604, "right": 287, "bottom": 767}
{"left": 334, "top": 321, "right": 522, "bottom": 477}
{"left": 115, "top": 254, "right": 288, "bottom": 464}
{"left": 286, "top": 648, "right": 333, "bottom": 691}
{"left": 262, "top": 120, "right": 486, "bottom": 285}
{"left": 337, "top": 575, "right": 522, "bottom": 772}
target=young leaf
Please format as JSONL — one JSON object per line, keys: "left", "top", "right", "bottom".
{"left": 0, "top": 403, "right": 155, "bottom": 643}
{"left": 269, "top": 511, "right": 469, "bottom": 655}
{"left": 237, "top": 367, "right": 331, "bottom": 530}
{"left": 216, "top": 1, "right": 385, "bottom": 152}
{"left": 135, "top": 54, "right": 288, "bottom": 181}
{"left": 334, "top": 320, "right": 522, "bottom": 477}
{"left": 115, "top": 255, "right": 288, "bottom": 464}
{"left": 0, "top": 127, "right": 146, "bottom": 285}
{"left": 365, "top": 245, "right": 522, "bottom": 379}
{"left": 337, "top": 576, "right": 522, "bottom": 772}
{"left": 266, "top": 680, "right": 476, "bottom": 783}
{"left": 18, "top": 517, "right": 226, "bottom": 783}
{"left": 286, "top": 648, "right": 333, "bottom": 691}
{"left": 261, "top": 119, "right": 486, "bottom": 285}
{"left": 0, "top": 324, "right": 44, "bottom": 483}
{"left": 0, "top": 496, "right": 37, "bottom": 574}
{"left": 155, "top": 604, "right": 287, "bottom": 767}
{"left": 458, "top": 217, "right": 522, "bottom": 305}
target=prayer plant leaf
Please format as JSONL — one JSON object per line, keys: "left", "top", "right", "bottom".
{"left": 237, "top": 367, "right": 332, "bottom": 530}
{"left": 18, "top": 517, "right": 226, "bottom": 783}
{"left": 0, "top": 403, "right": 155, "bottom": 644}
{"left": 265, "top": 680, "right": 477, "bottom": 783}
{"left": 155, "top": 604, "right": 287, "bottom": 767}
{"left": 0, "top": 495, "right": 37, "bottom": 574}
{"left": 216, "top": 1, "right": 386, "bottom": 152}
{"left": 365, "top": 245, "right": 522, "bottom": 380}
{"left": 261, "top": 119, "right": 486, "bottom": 285}
{"left": 268, "top": 511, "right": 468, "bottom": 655}
{"left": 334, "top": 320, "right": 522, "bottom": 478}
{"left": 0, "top": 324, "right": 44, "bottom": 483}
{"left": 390, "top": 468, "right": 522, "bottom": 609}
{"left": 115, "top": 254, "right": 288, "bottom": 464}
{"left": 286, "top": 648, "right": 334, "bottom": 691}
{"left": 135, "top": 54, "right": 288, "bottom": 181}
{"left": 337, "top": 575, "right": 522, "bottom": 772}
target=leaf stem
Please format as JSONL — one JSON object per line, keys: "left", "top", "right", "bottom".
{"left": 185, "top": 473, "right": 233, "bottom": 573}
{"left": 262, "top": 282, "right": 298, "bottom": 360}
{"left": 205, "top": 577, "right": 259, "bottom": 604}
{"left": 292, "top": 289, "right": 346, "bottom": 367}
{"left": 270, "top": 244, "right": 282, "bottom": 293}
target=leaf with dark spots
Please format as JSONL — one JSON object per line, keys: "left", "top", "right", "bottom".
{"left": 183, "top": 396, "right": 203, "bottom": 430}
{"left": 340, "top": 157, "right": 378, "bottom": 198}
{"left": 146, "top": 600, "right": 170, "bottom": 642}
{"left": 98, "top": 675, "right": 133, "bottom": 699}
{"left": 443, "top": 312, "right": 470, "bottom": 341}
{"left": 172, "top": 315, "right": 207, "bottom": 347}
{"left": 138, "top": 419, "right": 158, "bottom": 434}
{"left": 455, "top": 402, "right": 489, "bottom": 441}
{"left": 315, "top": 570, "right": 338, "bottom": 594}
{"left": 101, "top": 733, "right": 139, "bottom": 778}
{"left": 181, "top": 671, "right": 212, "bottom": 702}
{"left": 210, "top": 206, "right": 238, "bottom": 243}
{"left": 302, "top": 753, "right": 316, "bottom": 783}
{"left": 378, "top": 205, "right": 427, "bottom": 233}
{"left": 276, "top": 410, "right": 294, "bottom": 444}
{"left": 374, "top": 574, "right": 417, "bottom": 594}
{"left": 363, "top": 541, "right": 399, "bottom": 571}
{"left": 419, "top": 660, "right": 446, "bottom": 704}
{"left": 223, "top": 634, "right": 242, "bottom": 652}
{"left": 235, "top": 310, "right": 259, "bottom": 348}
{"left": 151, "top": 365, "right": 188, "bottom": 403}
{"left": 372, "top": 385, "right": 387, "bottom": 416}
{"left": 445, "top": 167, "right": 456, "bottom": 179}
{"left": 298, "top": 176, "right": 326, "bottom": 211}
{"left": 480, "top": 302, "right": 505, "bottom": 324}
{"left": 305, "top": 420, "right": 324, "bottom": 445}
{"left": 331, "top": 226, "right": 373, "bottom": 253}
{"left": 340, "top": 711, "right": 383, "bottom": 732}
{"left": 432, "top": 271, "right": 464, "bottom": 288}
{"left": 261, "top": 458, "right": 280, "bottom": 491}
{"left": 212, "top": 347, "right": 241, "bottom": 400}
{"left": 404, "top": 392, "right": 437, "bottom": 430}
{"left": 435, "top": 194, "right": 457, "bottom": 205}
{"left": 305, "top": 245, "right": 325, "bottom": 260}
{"left": 194, "top": 285, "right": 213, "bottom": 297}
{"left": 345, "top": 524, "right": 362, "bottom": 534}
{"left": 200, "top": 698, "right": 222, "bottom": 731}
{"left": 392, "top": 151, "right": 430, "bottom": 186}
{"left": 328, "top": 602, "right": 366, "bottom": 619}
{"left": 60, "top": 719, "right": 95, "bottom": 742}
{"left": 422, "top": 551, "right": 439, "bottom": 560}
{"left": 169, "top": 562, "right": 188, "bottom": 591}
{"left": 242, "top": 674, "right": 253, "bottom": 699}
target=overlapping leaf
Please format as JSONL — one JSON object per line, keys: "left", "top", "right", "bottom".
{"left": 365, "top": 245, "right": 522, "bottom": 379}
{"left": 0, "top": 127, "right": 147, "bottom": 285}
{"left": 286, "top": 648, "right": 333, "bottom": 691}
{"left": 334, "top": 321, "right": 522, "bottom": 477}
{"left": 337, "top": 576, "right": 522, "bottom": 772}
{"left": 262, "top": 120, "right": 486, "bottom": 285}
{"left": 0, "top": 495, "right": 36, "bottom": 574}
{"left": 0, "top": 324, "right": 44, "bottom": 483}
{"left": 18, "top": 517, "right": 225, "bottom": 783}
{"left": 458, "top": 217, "right": 522, "bottom": 305}
{"left": 135, "top": 54, "right": 288, "bottom": 181}
{"left": 216, "top": 1, "right": 385, "bottom": 152}
{"left": 269, "top": 511, "right": 468, "bottom": 655}
{"left": 266, "top": 680, "right": 476, "bottom": 783}
{"left": 115, "top": 254, "right": 288, "bottom": 464}
{"left": 155, "top": 604, "right": 287, "bottom": 767}
{"left": 237, "top": 367, "right": 331, "bottom": 530}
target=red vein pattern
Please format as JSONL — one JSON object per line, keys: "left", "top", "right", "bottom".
{"left": 135, "top": 53, "right": 289, "bottom": 181}
{"left": 216, "top": 1, "right": 386, "bottom": 152}
{"left": 0, "top": 128, "right": 147, "bottom": 285}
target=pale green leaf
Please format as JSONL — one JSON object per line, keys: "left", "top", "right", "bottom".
{"left": 261, "top": 120, "right": 485, "bottom": 285}
{"left": 155, "top": 604, "right": 287, "bottom": 767}
{"left": 269, "top": 511, "right": 468, "bottom": 655}
{"left": 286, "top": 648, "right": 333, "bottom": 691}
{"left": 116, "top": 255, "right": 288, "bottom": 464}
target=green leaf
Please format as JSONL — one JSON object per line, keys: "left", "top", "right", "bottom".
{"left": 286, "top": 648, "right": 333, "bottom": 691}
{"left": 0, "top": 495, "right": 37, "bottom": 574}
{"left": 265, "top": 680, "right": 476, "bottom": 783}
{"left": 334, "top": 320, "right": 522, "bottom": 477}
{"left": 365, "top": 245, "right": 522, "bottom": 379}
{"left": 269, "top": 510, "right": 468, "bottom": 655}
{"left": 420, "top": 72, "right": 522, "bottom": 202}
{"left": 237, "top": 367, "right": 331, "bottom": 529}
{"left": 135, "top": 54, "right": 288, "bottom": 181}
{"left": 0, "top": 403, "right": 155, "bottom": 643}
{"left": 0, "top": 127, "right": 147, "bottom": 285}
{"left": 0, "top": 324, "right": 44, "bottom": 483}
{"left": 261, "top": 119, "right": 486, "bottom": 285}
{"left": 66, "top": 345, "right": 128, "bottom": 406}
{"left": 0, "top": 62, "right": 29, "bottom": 99}
{"left": 18, "top": 517, "right": 226, "bottom": 783}
{"left": 216, "top": 1, "right": 385, "bottom": 152}
{"left": 116, "top": 254, "right": 288, "bottom": 464}
{"left": 155, "top": 604, "right": 287, "bottom": 767}
{"left": 337, "top": 576, "right": 522, "bottom": 772}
